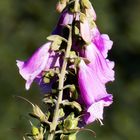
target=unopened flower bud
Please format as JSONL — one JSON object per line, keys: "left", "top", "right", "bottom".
{"left": 32, "top": 126, "right": 39, "bottom": 136}
{"left": 31, "top": 105, "right": 48, "bottom": 123}
{"left": 63, "top": 113, "right": 78, "bottom": 130}
{"left": 69, "top": 84, "right": 76, "bottom": 92}
{"left": 43, "top": 77, "right": 50, "bottom": 83}
{"left": 60, "top": 133, "right": 77, "bottom": 140}
{"left": 31, "top": 126, "right": 44, "bottom": 140}
{"left": 59, "top": 108, "right": 65, "bottom": 118}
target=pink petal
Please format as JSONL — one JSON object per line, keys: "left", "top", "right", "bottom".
{"left": 78, "top": 60, "right": 109, "bottom": 106}
{"left": 84, "top": 43, "right": 115, "bottom": 84}
{"left": 84, "top": 95, "right": 113, "bottom": 124}
{"left": 16, "top": 42, "right": 51, "bottom": 90}
{"left": 84, "top": 101, "right": 104, "bottom": 124}
{"left": 92, "top": 28, "right": 113, "bottom": 58}
{"left": 80, "top": 19, "right": 92, "bottom": 43}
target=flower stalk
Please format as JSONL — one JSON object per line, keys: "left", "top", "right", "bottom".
{"left": 47, "top": 26, "right": 72, "bottom": 140}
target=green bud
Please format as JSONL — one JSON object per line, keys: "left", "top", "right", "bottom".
{"left": 59, "top": 108, "right": 65, "bottom": 118}
{"left": 49, "top": 70, "right": 55, "bottom": 77}
{"left": 60, "top": 133, "right": 77, "bottom": 140}
{"left": 32, "top": 126, "right": 39, "bottom": 136}
{"left": 64, "top": 119, "right": 78, "bottom": 130}
{"left": 31, "top": 126, "right": 44, "bottom": 140}
{"left": 51, "top": 40, "right": 61, "bottom": 51}
{"left": 31, "top": 105, "right": 48, "bottom": 123}
{"left": 44, "top": 72, "right": 49, "bottom": 77}
{"left": 43, "top": 77, "right": 50, "bottom": 83}
{"left": 33, "top": 105, "right": 45, "bottom": 118}
{"left": 69, "top": 85, "right": 79, "bottom": 100}
{"left": 63, "top": 113, "right": 78, "bottom": 130}
{"left": 69, "top": 84, "right": 76, "bottom": 92}
{"left": 69, "top": 51, "right": 76, "bottom": 58}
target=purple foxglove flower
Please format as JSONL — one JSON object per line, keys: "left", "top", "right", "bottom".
{"left": 91, "top": 27, "right": 113, "bottom": 58}
{"left": 83, "top": 43, "right": 114, "bottom": 84}
{"left": 78, "top": 60, "right": 113, "bottom": 124}
{"left": 53, "top": 9, "right": 74, "bottom": 35}
{"left": 16, "top": 42, "right": 60, "bottom": 90}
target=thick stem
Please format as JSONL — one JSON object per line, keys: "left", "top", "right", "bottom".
{"left": 47, "top": 27, "right": 72, "bottom": 140}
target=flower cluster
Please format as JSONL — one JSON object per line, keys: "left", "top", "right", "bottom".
{"left": 17, "top": 0, "right": 114, "bottom": 139}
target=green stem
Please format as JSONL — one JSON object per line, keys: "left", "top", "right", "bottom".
{"left": 47, "top": 26, "right": 72, "bottom": 140}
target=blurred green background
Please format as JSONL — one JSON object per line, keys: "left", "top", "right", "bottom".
{"left": 0, "top": 0, "right": 140, "bottom": 139}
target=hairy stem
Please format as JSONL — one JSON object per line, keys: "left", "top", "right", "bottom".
{"left": 47, "top": 27, "right": 72, "bottom": 140}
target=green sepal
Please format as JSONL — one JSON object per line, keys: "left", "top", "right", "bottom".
{"left": 47, "top": 35, "right": 67, "bottom": 43}
{"left": 29, "top": 105, "right": 50, "bottom": 125}
{"left": 63, "top": 113, "right": 79, "bottom": 130}
{"left": 74, "top": 57, "right": 81, "bottom": 69}
{"left": 59, "top": 108, "right": 65, "bottom": 118}
{"left": 30, "top": 125, "right": 44, "bottom": 140}
{"left": 42, "top": 95, "right": 55, "bottom": 105}
{"left": 69, "top": 84, "right": 79, "bottom": 100}
{"left": 47, "top": 35, "right": 67, "bottom": 51}
{"left": 51, "top": 40, "right": 62, "bottom": 51}
{"left": 32, "top": 126, "right": 39, "bottom": 136}
{"left": 43, "top": 77, "right": 50, "bottom": 83}
{"left": 60, "top": 133, "right": 77, "bottom": 140}
{"left": 62, "top": 100, "right": 82, "bottom": 112}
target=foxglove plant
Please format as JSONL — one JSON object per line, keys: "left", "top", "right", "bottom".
{"left": 17, "top": 0, "right": 115, "bottom": 140}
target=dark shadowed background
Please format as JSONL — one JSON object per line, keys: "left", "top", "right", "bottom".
{"left": 0, "top": 0, "right": 140, "bottom": 140}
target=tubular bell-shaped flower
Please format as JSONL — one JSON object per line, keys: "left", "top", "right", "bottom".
{"left": 16, "top": 1, "right": 115, "bottom": 139}
{"left": 16, "top": 42, "right": 60, "bottom": 90}
{"left": 53, "top": 9, "right": 74, "bottom": 35}
{"left": 78, "top": 60, "right": 113, "bottom": 124}
{"left": 83, "top": 43, "right": 114, "bottom": 84}
{"left": 91, "top": 27, "right": 113, "bottom": 58}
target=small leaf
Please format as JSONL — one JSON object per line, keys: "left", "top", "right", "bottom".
{"left": 47, "top": 35, "right": 67, "bottom": 42}
{"left": 71, "top": 101, "right": 82, "bottom": 112}
{"left": 47, "top": 35, "right": 60, "bottom": 41}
